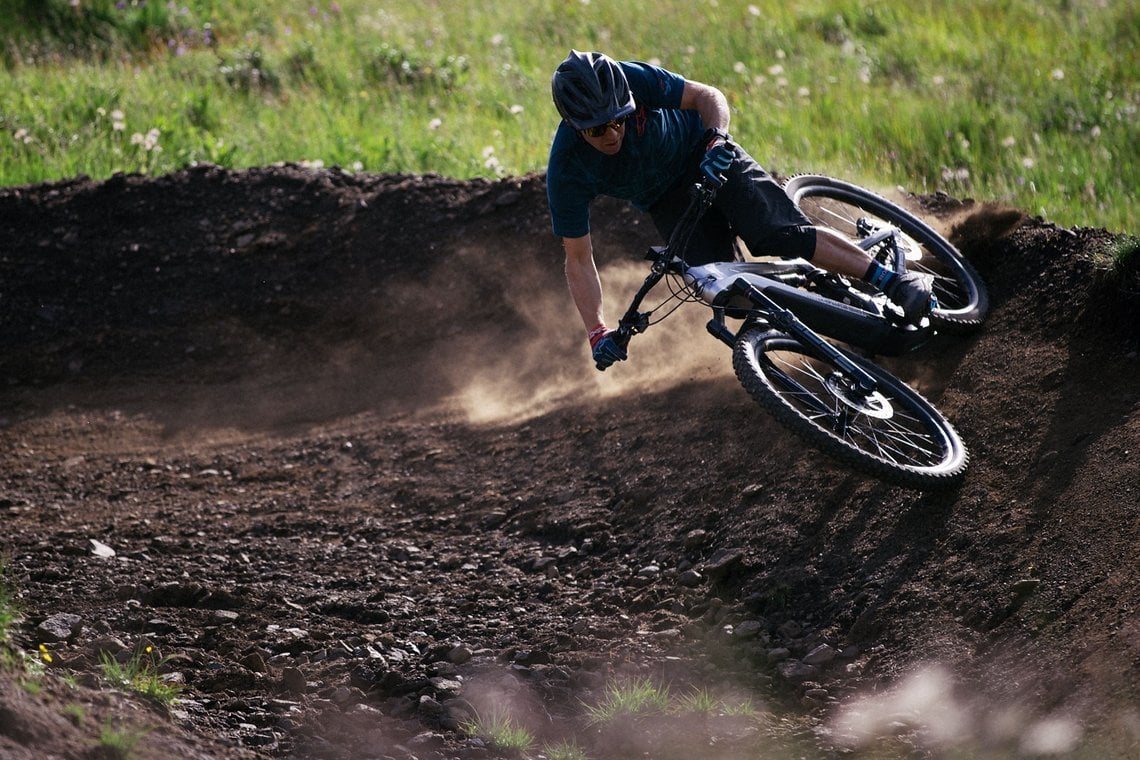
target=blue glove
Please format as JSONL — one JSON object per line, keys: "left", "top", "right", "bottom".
{"left": 700, "top": 130, "right": 734, "bottom": 187}
{"left": 588, "top": 324, "right": 628, "bottom": 371}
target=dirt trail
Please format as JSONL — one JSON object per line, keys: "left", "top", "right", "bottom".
{"left": 0, "top": 166, "right": 1137, "bottom": 759}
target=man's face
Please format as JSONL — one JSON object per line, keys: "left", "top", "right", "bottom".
{"left": 580, "top": 118, "right": 626, "bottom": 155}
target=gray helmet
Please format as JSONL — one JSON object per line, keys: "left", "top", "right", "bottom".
{"left": 551, "top": 50, "right": 636, "bottom": 130}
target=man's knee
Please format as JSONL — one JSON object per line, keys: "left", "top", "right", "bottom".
{"left": 770, "top": 225, "right": 817, "bottom": 260}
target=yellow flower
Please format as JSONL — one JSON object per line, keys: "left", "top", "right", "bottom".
{"left": 38, "top": 644, "right": 53, "bottom": 664}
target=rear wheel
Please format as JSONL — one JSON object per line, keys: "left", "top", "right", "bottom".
{"left": 733, "top": 328, "right": 968, "bottom": 489}
{"left": 784, "top": 174, "right": 988, "bottom": 332}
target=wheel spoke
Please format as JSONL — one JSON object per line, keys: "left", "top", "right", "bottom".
{"left": 741, "top": 334, "right": 961, "bottom": 478}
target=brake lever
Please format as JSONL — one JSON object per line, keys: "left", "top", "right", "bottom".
{"left": 614, "top": 311, "right": 650, "bottom": 347}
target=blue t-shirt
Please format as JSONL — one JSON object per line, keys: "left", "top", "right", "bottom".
{"left": 546, "top": 60, "right": 706, "bottom": 239}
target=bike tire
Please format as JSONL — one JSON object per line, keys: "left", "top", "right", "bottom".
{"left": 784, "top": 174, "right": 989, "bottom": 332}
{"left": 733, "top": 327, "right": 969, "bottom": 489}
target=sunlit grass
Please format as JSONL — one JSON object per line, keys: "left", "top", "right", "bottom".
{"left": 583, "top": 677, "right": 672, "bottom": 725}
{"left": 460, "top": 708, "right": 536, "bottom": 753}
{"left": 0, "top": 0, "right": 1135, "bottom": 232}
{"left": 99, "top": 646, "right": 181, "bottom": 706}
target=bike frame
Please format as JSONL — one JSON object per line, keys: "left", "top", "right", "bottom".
{"left": 611, "top": 181, "right": 931, "bottom": 386}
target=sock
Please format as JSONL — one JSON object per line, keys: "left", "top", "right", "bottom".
{"left": 863, "top": 260, "right": 897, "bottom": 290}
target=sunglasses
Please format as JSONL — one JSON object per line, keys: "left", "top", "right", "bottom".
{"left": 582, "top": 117, "right": 627, "bottom": 138}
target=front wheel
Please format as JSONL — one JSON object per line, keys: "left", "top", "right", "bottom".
{"left": 784, "top": 174, "right": 989, "bottom": 332}
{"left": 733, "top": 328, "right": 968, "bottom": 489}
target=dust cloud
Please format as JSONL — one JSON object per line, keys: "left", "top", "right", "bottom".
{"left": 440, "top": 260, "right": 737, "bottom": 426}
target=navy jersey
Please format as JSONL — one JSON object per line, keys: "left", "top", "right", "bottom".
{"left": 546, "top": 60, "right": 706, "bottom": 239}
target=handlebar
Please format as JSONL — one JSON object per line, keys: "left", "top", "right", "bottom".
{"left": 602, "top": 178, "right": 720, "bottom": 363}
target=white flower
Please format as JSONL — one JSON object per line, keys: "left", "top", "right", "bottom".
{"left": 1051, "top": 68, "right": 1064, "bottom": 81}
{"left": 767, "top": 64, "right": 784, "bottom": 76}
{"left": 142, "top": 127, "right": 160, "bottom": 151}
{"left": 490, "top": 34, "right": 504, "bottom": 46}
{"left": 428, "top": 117, "right": 442, "bottom": 130}
{"left": 748, "top": 5, "right": 760, "bottom": 16}
{"left": 509, "top": 104, "right": 524, "bottom": 115}
{"left": 734, "top": 61, "right": 747, "bottom": 74}
{"left": 1022, "top": 157, "right": 1036, "bottom": 169}
{"left": 1002, "top": 136, "right": 1016, "bottom": 148}
{"left": 797, "top": 86, "right": 810, "bottom": 98}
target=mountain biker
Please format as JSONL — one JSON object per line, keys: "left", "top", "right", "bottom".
{"left": 547, "top": 50, "right": 936, "bottom": 370}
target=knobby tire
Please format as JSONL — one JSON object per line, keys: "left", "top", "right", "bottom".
{"left": 733, "top": 328, "right": 969, "bottom": 489}
{"left": 784, "top": 174, "right": 989, "bottom": 332}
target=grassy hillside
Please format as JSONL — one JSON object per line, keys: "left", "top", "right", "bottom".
{"left": 1, "top": 0, "right": 1135, "bottom": 232}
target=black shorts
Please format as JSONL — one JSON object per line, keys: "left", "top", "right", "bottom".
{"left": 648, "top": 144, "right": 816, "bottom": 266}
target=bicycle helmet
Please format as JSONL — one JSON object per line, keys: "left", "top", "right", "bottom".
{"left": 551, "top": 50, "right": 636, "bottom": 130}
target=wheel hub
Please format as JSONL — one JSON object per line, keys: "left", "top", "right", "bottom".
{"left": 825, "top": 373, "right": 894, "bottom": 419}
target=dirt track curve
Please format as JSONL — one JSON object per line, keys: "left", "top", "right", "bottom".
{"left": 0, "top": 165, "right": 1137, "bottom": 759}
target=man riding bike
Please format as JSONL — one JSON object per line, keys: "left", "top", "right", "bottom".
{"left": 546, "top": 50, "right": 936, "bottom": 370}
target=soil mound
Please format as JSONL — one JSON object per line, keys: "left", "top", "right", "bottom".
{"left": 0, "top": 166, "right": 1136, "bottom": 759}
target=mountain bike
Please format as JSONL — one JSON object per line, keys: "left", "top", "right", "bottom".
{"left": 608, "top": 175, "right": 987, "bottom": 489}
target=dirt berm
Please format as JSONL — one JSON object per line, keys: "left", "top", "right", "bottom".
{"left": 0, "top": 165, "right": 1137, "bottom": 759}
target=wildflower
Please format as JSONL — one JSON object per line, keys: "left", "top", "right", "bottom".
{"left": 748, "top": 5, "right": 760, "bottom": 16}
{"left": 734, "top": 61, "right": 747, "bottom": 75}
{"left": 39, "top": 644, "right": 53, "bottom": 664}
{"left": 1051, "top": 68, "right": 1064, "bottom": 81}
{"left": 509, "top": 104, "right": 523, "bottom": 115}
{"left": 1002, "top": 136, "right": 1016, "bottom": 148}
{"left": 1022, "top": 157, "right": 1035, "bottom": 169}
{"left": 767, "top": 64, "right": 784, "bottom": 76}
{"left": 483, "top": 146, "right": 503, "bottom": 174}
{"left": 490, "top": 34, "right": 504, "bottom": 46}
{"left": 797, "top": 86, "right": 810, "bottom": 98}
{"left": 428, "top": 117, "right": 442, "bottom": 130}
{"left": 351, "top": 161, "right": 363, "bottom": 172}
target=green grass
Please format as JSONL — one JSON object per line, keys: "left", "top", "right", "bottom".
{"left": 583, "top": 677, "right": 672, "bottom": 725}
{"left": 98, "top": 720, "right": 148, "bottom": 760}
{"left": 460, "top": 708, "right": 536, "bottom": 753}
{"left": 0, "top": 0, "right": 1135, "bottom": 234}
{"left": 99, "top": 646, "right": 181, "bottom": 706}
{"left": 0, "top": 565, "right": 16, "bottom": 645}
